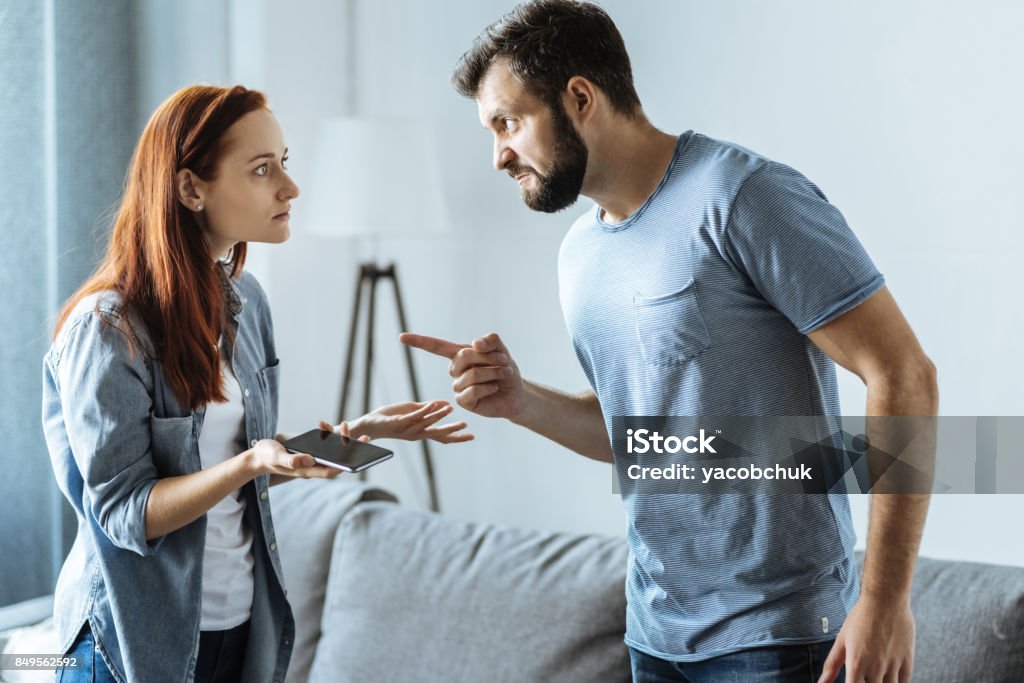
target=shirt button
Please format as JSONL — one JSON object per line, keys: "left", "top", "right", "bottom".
{"left": 270, "top": 542, "right": 277, "bottom": 551}
{"left": 244, "top": 388, "right": 250, "bottom": 397}
{"left": 250, "top": 439, "right": 258, "bottom": 447}
{"left": 260, "top": 491, "right": 268, "bottom": 500}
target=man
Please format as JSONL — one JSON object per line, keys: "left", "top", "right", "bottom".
{"left": 402, "top": 2, "right": 937, "bottom": 681}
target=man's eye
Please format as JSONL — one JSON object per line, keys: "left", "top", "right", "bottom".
{"left": 255, "top": 164, "right": 268, "bottom": 176}
{"left": 281, "top": 156, "right": 289, "bottom": 170}
{"left": 503, "top": 118, "right": 516, "bottom": 130}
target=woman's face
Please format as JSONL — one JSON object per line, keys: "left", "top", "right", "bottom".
{"left": 185, "top": 108, "right": 299, "bottom": 258}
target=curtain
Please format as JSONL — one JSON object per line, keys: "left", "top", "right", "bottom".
{"left": 0, "top": 0, "right": 140, "bottom": 607}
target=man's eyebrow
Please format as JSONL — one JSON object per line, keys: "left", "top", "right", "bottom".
{"left": 246, "top": 147, "right": 288, "bottom": 164}
{"left": 487, "top": 109, "right": 514, "bottom": 125}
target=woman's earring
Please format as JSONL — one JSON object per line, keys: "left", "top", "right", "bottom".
{"left": 196, "top": 203, "right": 203, "bottom": 211}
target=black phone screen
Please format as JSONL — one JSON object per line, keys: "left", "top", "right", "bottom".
{"left": 281, "top": 429, "right": 394, "bottom": 472}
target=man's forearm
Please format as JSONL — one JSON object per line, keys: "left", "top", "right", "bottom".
{"left": 861, "top": 361, "right": 939, "bottom": 601}
{"left": 510, "top": 381, "right": 612, "bottom": 462}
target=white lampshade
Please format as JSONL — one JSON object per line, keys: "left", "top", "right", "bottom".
{"left": 304, "top": 117, "right": 449, "bottom": 237}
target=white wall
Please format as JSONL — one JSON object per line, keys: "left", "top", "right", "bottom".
{"left": 138, "top": 0, "right": 1024, "bottom": 565}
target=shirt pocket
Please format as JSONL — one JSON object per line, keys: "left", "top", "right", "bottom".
{"left": 257, "top": 360, "right": 281, "bottom": 438}
{"left": 149, "top": 413, "right": 196, "bottom": 476}
{"left": 633, "top": 278, "right": 712, "bottom": 366}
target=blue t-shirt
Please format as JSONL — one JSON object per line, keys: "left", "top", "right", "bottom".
{"left": 558, "top": 131, "right": 884, "bottom": 660}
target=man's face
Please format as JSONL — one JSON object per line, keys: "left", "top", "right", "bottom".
{"left": 476, "top": 63, "right": 588, "bottom": 213}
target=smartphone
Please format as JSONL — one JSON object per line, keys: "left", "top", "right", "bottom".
{"left": 282, "top": 429, "right": 394, "bottom": 473}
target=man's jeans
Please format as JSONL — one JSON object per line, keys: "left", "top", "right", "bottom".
{"left": 629, "top": 640, "right": 844, "bottom": 683}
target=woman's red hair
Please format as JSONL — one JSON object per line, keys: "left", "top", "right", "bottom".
{"left": 55, "top": 85, "right": 268, "bottom": 410}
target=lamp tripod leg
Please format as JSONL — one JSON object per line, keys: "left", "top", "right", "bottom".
{"left": 390, "top": 266, "right": 440, "bottom": 512}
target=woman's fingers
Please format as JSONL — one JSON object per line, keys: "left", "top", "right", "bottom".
{"left": 271, "top": 456, "right": 343, "bottom": 479}
{"left": 305, "top": 465, "right": 343, "bottom": 479}
{"left": 392, "top": 400, "right": 444, "bottom": 427}
{"left": 371, "top": 401, "right": 415, "bottom": 417}
{"left": 419, "top": 403, "right": 454, "bottom": 426}
{"left": 282, "top": 451, "right": 315, "bottom": 470}
{"left": 434, "top": 431, "right": 474, "bottom": 444}
{"left": 425, "top": 420, "right": 469, "bottom": 435}
{"left": 426, "top": 421, "right": 474, "bottom": 443}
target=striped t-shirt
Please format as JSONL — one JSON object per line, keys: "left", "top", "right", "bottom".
{"left": 557, "top": 131, "right": 884, "bottom": 660}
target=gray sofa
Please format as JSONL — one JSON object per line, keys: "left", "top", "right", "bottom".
{"left": 269, "top": 479, "right": 1024, "bottom": 683}
{"left": 2, "top": 479, "right": 1022, "bottom": 682}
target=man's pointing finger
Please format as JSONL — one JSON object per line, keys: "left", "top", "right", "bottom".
{"left": 399, "top": 332, "right": 469, "bottom": 360}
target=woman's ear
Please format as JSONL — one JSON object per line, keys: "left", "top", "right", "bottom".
{"left": 176, "top": 168, "right": 206, "bottom": 212}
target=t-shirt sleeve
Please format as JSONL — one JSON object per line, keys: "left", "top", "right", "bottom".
{"left": 723, "top": 160, "right": 885, "bottom": 334}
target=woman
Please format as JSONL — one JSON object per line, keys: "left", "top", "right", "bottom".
{"left": 43, "top": 85, "right": 470, "bottom": 683}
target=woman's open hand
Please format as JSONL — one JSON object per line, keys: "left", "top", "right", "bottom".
{"left": 322, "top": 401, "right": 474, "bottom": 444}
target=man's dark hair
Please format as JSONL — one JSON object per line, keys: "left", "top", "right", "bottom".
{"left": 452, "top": 0, "right": 642, "bottom": 118}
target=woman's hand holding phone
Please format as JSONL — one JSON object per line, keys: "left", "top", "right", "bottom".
{"left": 249, "top": 438, "right": 343, "bottom": 480}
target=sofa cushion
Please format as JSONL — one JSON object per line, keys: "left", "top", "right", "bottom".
{"left": 271, "top": 478, "right": 397, "bottom": 683}
{"left": 854, "top": 551, "right": 1024, "bottom": 682}
{"left": 309, "top": 502, "right": 631, "bottom": 683}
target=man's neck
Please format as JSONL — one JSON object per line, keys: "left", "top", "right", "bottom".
{"left": 584, "top": 122, "right": 680, "bottom": 225}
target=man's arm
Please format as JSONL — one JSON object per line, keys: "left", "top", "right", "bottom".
{"left": 808, "top": 285, "right": 938, "bottom": 683}
{"left": 512, "top": 383, "right": 612, "bottom": 462}
{"left": 400, "top": 332, "right": 613, "bottom": 462}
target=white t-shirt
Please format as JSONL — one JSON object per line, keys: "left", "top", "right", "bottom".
{"left": 197, "top": 348, "right": 254, "bottom": 631}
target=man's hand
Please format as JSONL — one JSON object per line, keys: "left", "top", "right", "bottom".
{"left": 818, "top": 594, "right": 915, "bottom": 683}
{"left": 399, "top": 332, "right": 524, "bottom": 419}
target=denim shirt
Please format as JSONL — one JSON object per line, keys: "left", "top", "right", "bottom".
{"left": 41, "top": 269, "right": 294, "bottom": 683}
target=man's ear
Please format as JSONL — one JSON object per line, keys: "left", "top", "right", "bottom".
{"left": 176, "top": 168, "right": 206, "bottom": 212}
{"left": 564, "top": 76, "right": 597, "bottom": 122}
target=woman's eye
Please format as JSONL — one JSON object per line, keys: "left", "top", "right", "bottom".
{"left": 255, "top": 164, "right": 268, "bottom": 177}
{"left": 281, "top": 156, "right": 289, "bottom": 170}
{"left": 503, "top": 118, "right": 516, "bottom": 130}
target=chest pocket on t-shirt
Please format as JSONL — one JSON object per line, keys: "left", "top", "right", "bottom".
{"left": 633, "top": 278, "right": 711, "bottom": 366}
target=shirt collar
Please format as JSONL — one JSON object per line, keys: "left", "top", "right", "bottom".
{"left": 216, "top": 263, "right": 244, "bottom": 319}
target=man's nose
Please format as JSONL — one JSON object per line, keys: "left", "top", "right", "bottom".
{"left": 493, "top": 141, "right": 515, "bottom": 172}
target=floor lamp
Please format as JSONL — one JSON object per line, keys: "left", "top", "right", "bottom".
{"left": 340, "top": 262, "right": 439, "bottom": 511}
{"left": 306, "top": 118, "right": 449, "bottom": 512}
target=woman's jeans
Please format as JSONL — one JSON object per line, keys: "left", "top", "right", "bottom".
{"left": 54, "top": 624, "right": 116, "bottom": 683}
{"left": 55, "top": 621, "right": 250, "bottom": 683}
{"left": 629, "top": 640, "right": 844, "bottom": 683}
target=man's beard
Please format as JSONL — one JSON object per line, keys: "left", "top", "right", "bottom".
{"left": 509, "top": 105, "right": 588, "bottom": 214}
